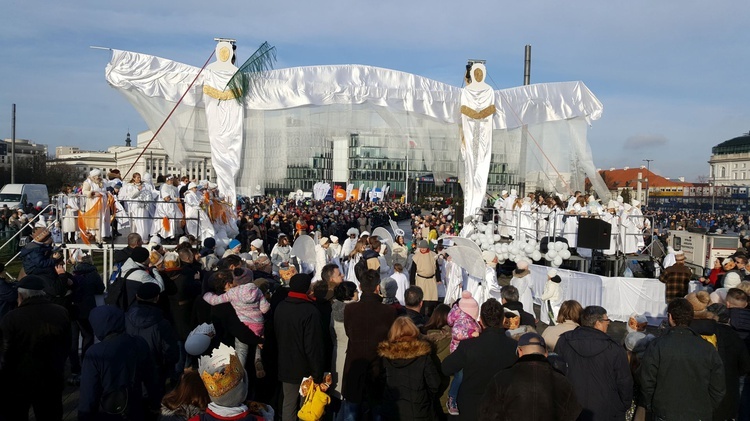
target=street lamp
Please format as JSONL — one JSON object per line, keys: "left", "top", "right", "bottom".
{"left": 643, "top": 159, "right": 653, "bottom": 208}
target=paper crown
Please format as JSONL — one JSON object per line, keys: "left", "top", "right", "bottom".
{"left": 198, "top": 344, "right": 244, "bottom": 398}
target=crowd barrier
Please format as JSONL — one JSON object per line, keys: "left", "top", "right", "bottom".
{"left": 529, "top": 264, "right": 668, "bottom": 326}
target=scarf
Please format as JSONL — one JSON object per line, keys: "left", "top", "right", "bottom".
{"left": 207, "top": 402, "right": 248, "bottom": 418}
{"left": 288, "top": 291, "right": 315, "bottom": 302}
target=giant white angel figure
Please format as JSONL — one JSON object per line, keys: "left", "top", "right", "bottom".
{"left": 105, "top": 40, "right": 609, "bottom": 211}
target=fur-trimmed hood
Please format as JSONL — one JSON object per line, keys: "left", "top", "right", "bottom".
{"left": 378, "top": 338, "right": 432, "bottom": 363}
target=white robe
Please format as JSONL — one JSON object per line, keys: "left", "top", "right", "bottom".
{"left": 511, "top": 273, "right": 534, "bottom": 316}
{"left": 153, "top": 184, "right": 182, "bottom": 238}
{"left": 600, "top": 212, "right": 620, "bottom": 256}
{"left": 443, "top": 260, "right": 464, "bottom": 306}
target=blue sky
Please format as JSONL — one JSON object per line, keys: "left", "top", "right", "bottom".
{"left": 1, "top": 1, "right": 749, "bottom": 182}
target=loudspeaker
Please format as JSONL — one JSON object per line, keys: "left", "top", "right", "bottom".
{"left": 577, "top": 218, "right": 611, "bottom": 250}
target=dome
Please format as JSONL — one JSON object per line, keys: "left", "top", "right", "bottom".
{"left": 712, "top": 133, "right": 750, "bottom": 155}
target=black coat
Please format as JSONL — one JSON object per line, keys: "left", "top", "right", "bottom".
{"left": 442, "top": 326, "right": 518, "bottom": 421}
{"left": 343, "top": 292, "right": 397, "bottom": 403}
{"left": 125, "top": 301, "right": 179, "bottom": 381}
{"left": 554, "top": 326, "right": 633, "bottom": 421}
{"left": 478, "top": 353, "right": 581, "bottom": 421}
{"left": 162, "top": 268, "right": 200, "bottom": 341}
{"left": 71, "top": 262, "right": 105, "bottom": 320}
{"left": 275, "top": 295, "right": 325, "bottom": 384}
{"left": 378, "top": 339, "right": 441, "bottom": 421}
{"left": 691, "top": 318, "right": 750, "bottom": 420}
{"left": 0, "top": 295, "right": 70, "bottom": 383}
{"left": 640, "top": 325, "right": 725, "bottom": 420}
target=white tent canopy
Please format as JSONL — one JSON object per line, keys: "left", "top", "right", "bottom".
{"left": 105, "top": 49, "right": 607, "bottom": 200}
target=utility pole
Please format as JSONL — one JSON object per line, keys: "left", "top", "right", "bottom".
{"left": 11, "top": 104, "right": 16, "bottom": 183}
{"left": 643, "top": 159, "right": 653, "bottom": 208}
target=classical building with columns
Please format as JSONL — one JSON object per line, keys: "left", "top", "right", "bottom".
{"left": 709, "top": 133, "right": 750, "bottom": 187}
{"left": 49, "top": 131, "right": 214, "bottom": 182}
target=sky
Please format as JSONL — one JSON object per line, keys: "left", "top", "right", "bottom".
{"left": 1, "top": 1, "right": 749, "bottom": 182}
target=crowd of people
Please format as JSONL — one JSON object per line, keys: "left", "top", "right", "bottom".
{"left": 6, "top": 174, "right": 750, "bottom": 420}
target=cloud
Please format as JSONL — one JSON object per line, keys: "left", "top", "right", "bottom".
{"left": 623, "top": 134, "right": 669, "bottom": 150}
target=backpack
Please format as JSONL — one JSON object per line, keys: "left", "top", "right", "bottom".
{"left": 104, "top": 267, "right": 141, "bottom": 311}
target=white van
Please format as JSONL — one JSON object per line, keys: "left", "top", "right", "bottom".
{"left": 0, "top": 184, "right": 50, "bottom": 210}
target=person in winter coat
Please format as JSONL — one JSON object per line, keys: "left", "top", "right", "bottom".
{"left": 479, "top": 332, "right": 581, "bottom": 420}
{"left": 442, "top": 298, "right": 518, "bottom": 421}
{"left": 445, "top": 290, "right": 482, "bottom": 415}
{"left": 640, "top": 298, "right": 726, "bottom": 420}
{"left": 340, "top": 269, "right": 397, "bottom": 420}
{"left": 688, "top": 292, "right": 750, "bottom": 420}
{"left": 0, "top": 275, "right": 71, "bottom": 421}
{"left": 331, "top": 281, "right": 359, "bottom": 398}
{"left": 78, "top": 305, "right": 158, "bottom": 421}
{"left": 19, "top": 227, "right": 60, "bottom": 279}
{"left": 377, "top": 316, "right": 441, "bottom": 420}
{"left": 125, "top": 282, "right": 180, "bottom": 395}
{"left": 68, "top": 251, "right": 105, "bottom": 385}
{"left": 500, "top": 284, "right": 535, "bottom": 327}
{"left": 541, "top": 300, "right": 582, "bottom": 352}
{"left": 422, "top": 303, "right": 452, "bottom": 418}
{"left": 118, "top": 246, "right": 165, "bottom": 309}
{"left": 554, "top": 305, "right": 633, "bottom": 421}
{"left": 274, "top": 273, "right": 325, "bottom": 421}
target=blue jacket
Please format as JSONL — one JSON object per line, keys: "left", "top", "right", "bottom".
{"left": 79, "top": 305, "right": 157, "bottom": 420}
{"left": 20, "top": 241, "right": 57, "bottom": 277}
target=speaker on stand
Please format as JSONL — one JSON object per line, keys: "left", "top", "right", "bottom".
{"left": 577, "top": 218, "right": 612, "bottom": 274}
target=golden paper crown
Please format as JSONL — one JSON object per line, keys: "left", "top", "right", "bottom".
{"left": 198, "top": 344, "right": 244, "bottom": 398}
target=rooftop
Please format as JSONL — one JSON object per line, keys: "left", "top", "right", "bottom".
{"left": 712, "top": 133, "right": 750, "bottom": 155}
{"left": 597, "top": 167, "right": 691, "bottom": 189}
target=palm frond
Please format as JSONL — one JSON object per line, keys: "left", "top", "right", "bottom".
{"left": 224, "top": 41, "right": 277, "bottom": 104}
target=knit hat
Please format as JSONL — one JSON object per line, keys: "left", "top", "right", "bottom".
{"left": 330, "top": 235, "right": 339, "bottom": 244}
{"left": 204, "top": 238, "right": 216, "bottom": 249}
{"left": 228, "top": 239, "right": 241, "bottom": 250}
{"left": 516, "top": 260, "right": 529, "bottom": 270}
{"left": 417, "top": 240, "right": 429, "bottom": 249}
{"left": 131, "top": 246, "right": 150, "bottom": 264}
{"left": 250, "top": 239, "right": 263, "bottom": 250}
{"left": 347, "top": 228, "right": 358, "bottom": 236}
{"left": 360, "top": 231, "right": 370, "bottom": 238}
{"left": 458, "top": 291, "right": 479, "bottom": 320}
{"left": 289, "top": 273, "right": 313, "bottom": 294}
{"left": 724, "top": 272, "right": 742, "bottom": 289}
{"left": 178, "top": 236, "right": 190, "bottom": 245}
{"left": 319, "top": 237, "right": 329, "bottom": 246}
{"left": 148, "top": 235, "right": 161, "bottom": 246}
{"left": 687, "top": 291, "right": 710, "bottom": 312}
{"left": 547, "top": 269, "right": 558, "bottom": 278}
{"left": 136, "top": 282, "right": 160, "bottom": 300}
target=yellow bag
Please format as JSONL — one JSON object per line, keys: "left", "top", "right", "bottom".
{"left": 297, "top": 383, "right": 330, "bottom": 421}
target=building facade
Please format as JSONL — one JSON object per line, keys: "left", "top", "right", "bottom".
{"left": 709, "top": 133, "right": 750, "bottom": 186}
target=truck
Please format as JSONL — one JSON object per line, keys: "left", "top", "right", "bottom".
{"left": 669, "top": 229, "right": 740, "bottom": 275}
{"left": 0, "top": 184, "right": 49, "bottom": 210}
